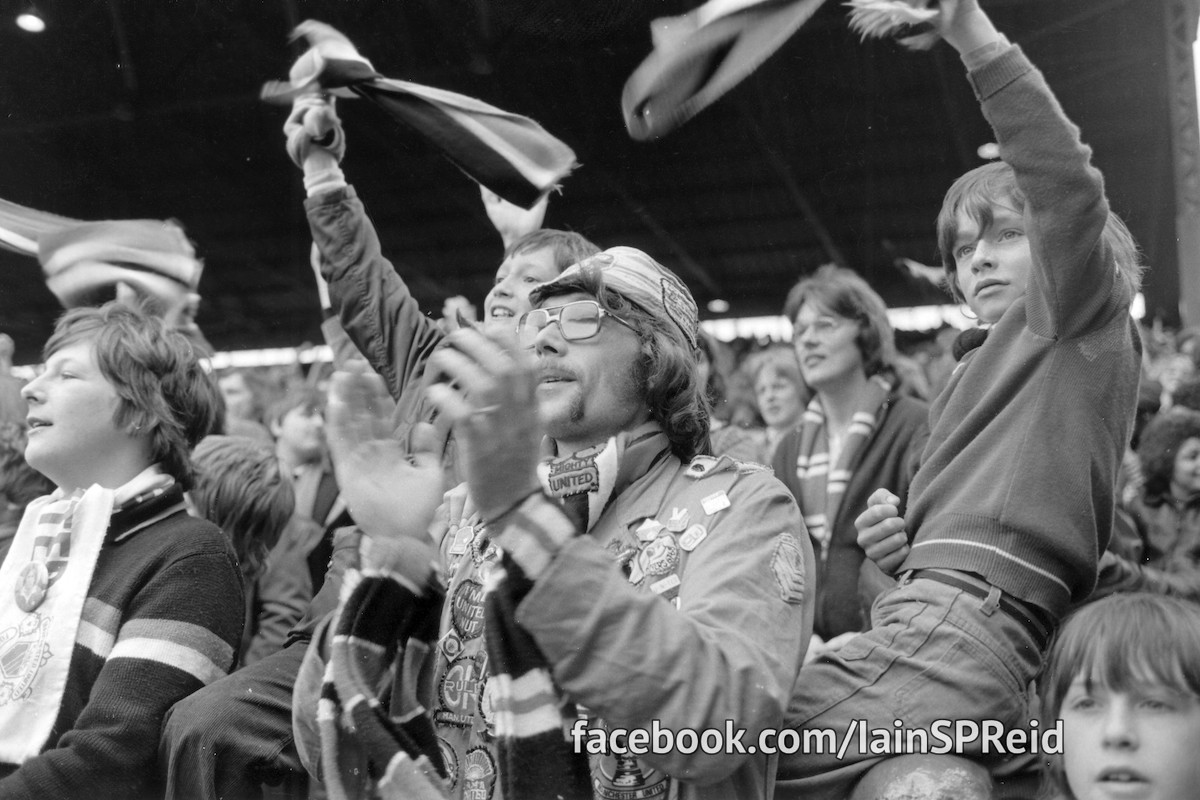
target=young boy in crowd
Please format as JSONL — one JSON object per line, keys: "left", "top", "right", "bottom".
{"left": 0, "top": 302, "right": 243, "bottom": 798}
{"left": 777, "top": 0, "right": 1142, "bottom": 796}
{"left": 190, "top": 435, "right": 298, "bottom": 667}
{"left": 1038, "top": 593, "right": 1200, "bottom": 800}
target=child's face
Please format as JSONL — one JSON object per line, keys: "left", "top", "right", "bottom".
{"left": 951, "top": 203, "right": 1031, "bottom": 324}
{"left": 272, "top": 404, "right": 326, "bottom": 465}
{"left": 484, "top": 245, "right": 560, "bottom": 334}
{"left": 753, "top": 364, "right": 804, "bottom": 431}
{"left": 1170, "top": 436, "right": 1200, "bottom": 500}
{"left": 1061, "top": 675, "right": 1200, "bottom": 800}
{"left": 22, "top": 341, "right": 134, "bottom": 491}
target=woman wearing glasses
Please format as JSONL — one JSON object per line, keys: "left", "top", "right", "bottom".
{"left": 771, "top": 265, "right": 929, "bottom": 653}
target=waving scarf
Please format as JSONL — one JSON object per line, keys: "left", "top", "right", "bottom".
{"left": 262, "top": 21, "right": 576, "bottom": 210}
{"left": 622, "top": 0, "right": 828, "bottom": 141}
{"left": 0, "top": 198, "right": 201, "bottom": 309}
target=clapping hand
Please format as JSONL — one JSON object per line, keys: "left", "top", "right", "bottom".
{"left": 326, "top": 365, "right": 445, "bottom": 542}
{"left": 425, "top": 328, "right": 542, "bottom": 525}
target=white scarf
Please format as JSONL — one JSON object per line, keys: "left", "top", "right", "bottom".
{"left": 0, "top": 466, "right": 171, "bottom": 763}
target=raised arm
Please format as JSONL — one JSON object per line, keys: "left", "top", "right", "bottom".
{"left": 942, "top": 0, "right": 1120, "bottom": 337}
{"left": 286, "top": 96, "right": 444, "bottom": 403}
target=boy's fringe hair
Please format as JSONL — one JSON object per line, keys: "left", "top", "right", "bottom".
{"left": 44, "top": 301, "right": 219, "bottom": 490}
{"left": 191, "top": 435, "right": 294, "bottom": 584}
{"left": 1038, "top": 593, "right": 1200, "bottom": 799}
{"left": 504, "top": 229, "right": 600, "bottom": 273}
{"left": 742, "top": 345, "right": 804, "bottom": 403}
{"left": 936, "top": 161, "right": 1143, "bottom": 304}
{"left": 265, "top": 385, "right": 326, "bottom": 431}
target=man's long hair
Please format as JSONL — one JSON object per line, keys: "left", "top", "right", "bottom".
{"left": 536, "top": 272, "right": 711, "bottom": 461}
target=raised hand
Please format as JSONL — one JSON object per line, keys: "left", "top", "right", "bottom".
{"left": 855, "top": 487, "right": 911, "bottom": 575}
{"left": 480, "top": 186, "right": 548, "bottom": 249}
{"left": 425, "top": 328, "right": 542, "bottom": 525}
{"left": 934, "top": 0, "right": 1001, "bottom": 55}
{"left": 326, "top": 365, "right": 445, "bottom": 542}
{"left": 284, "top": 94, "right": 346, "bottom": 170}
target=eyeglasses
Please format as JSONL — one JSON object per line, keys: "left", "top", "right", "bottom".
{"left": 793, "top": 315, "right": 845, "bottom": 340}
{"left": 517, "top": 300, "right": 637, "bottom": 348}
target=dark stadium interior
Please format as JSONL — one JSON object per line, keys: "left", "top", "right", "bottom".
{"left": 0, "top": 0, "right": 1173, "bottom": 361}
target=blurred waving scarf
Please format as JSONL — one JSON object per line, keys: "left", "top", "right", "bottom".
{"left": 621, "top": 0, "right": 946, "bottom": 141}
{"left": 262, "top": 21, "right": 577, "bottom": 210}
{"left": 0, "top": 198, "right": 201, "bottom": 309}
{"left": 622, "top": 0, "right": 829, "bottom": 141}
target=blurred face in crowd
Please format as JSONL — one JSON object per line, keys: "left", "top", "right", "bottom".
{"left": 793, "top": 301, "right": 865, "bottom": 395}
{"left": 1171, "top": 436, "right": 1200, "bottom": 501}
{"left": 22, "top": 341, "right": 149, "bottom": 491}
{"left": 754, "top": 364, "right": 803, "bottom": 432}
{"left": 483, "top": 246, "right": 560, "bottom": 334}
{"left": 951, "top": 201, "right": 1032, "bottom": 324}
{"left": 1160, "top": 354, "right": 1196, "bottom": 396}
{"left": 271, "top": 403, "right": 325, "bottom": 466}
{"left": 219, "top": 373, "right": 256, "bottom": 422}
{"left": 527, "top": 291, "right": 649, "bottom": 454}
{"left": 1060, "top": 672, "right": 1200, "bottom": 800}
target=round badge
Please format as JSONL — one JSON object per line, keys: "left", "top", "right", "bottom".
{"left": 451, "top": 579, "right": 486, "bottom": 640}
{"left": 639, "top": 534, "right": 679, "bottom": 577}
{"left": 15, "top": 561, "right": 49, "bottom": 613}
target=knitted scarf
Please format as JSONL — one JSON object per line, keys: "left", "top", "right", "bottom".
{"left": 262, "top": 21, "right": 576, "bottom": 210}
{"left": 319, "top": 427, "right": 671, "bottom": 800}
{"left": 0, "top": 467, "right": 176, "bottom": 763}
{"left": 0, "top": 198, "right": 202, "bottom": 310}
{"left": 792, "top": 376, "right": 892, "bottom": 562}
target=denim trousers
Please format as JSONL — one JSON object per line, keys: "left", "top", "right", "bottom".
{"left": 159, "top": 640, "right": 310, "bottom": 800}
{"left": 775, "top": 576, "right": 1044, "bottom": 800}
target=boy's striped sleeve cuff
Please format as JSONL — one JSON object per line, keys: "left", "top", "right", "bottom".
{"left": 968, "top": 43, "right": 1032, "bottom": 102}
{"left": 491, "top": 493, "right": 576, "bottom": 580}
{"left": 358, "top": 535, "right": 439, "bottom": 593}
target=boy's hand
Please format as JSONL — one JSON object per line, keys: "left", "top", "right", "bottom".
{"left": 936, "top": 0, "right": 1001, "bottom": 55}
{"left": 326, "top": 365, "right": 445, "bottom": 542}
{"left": 285, "top": 94, "right": 346, "bottom": 171}
{"left": 480, "top": 186, "right": 548, "bottom": 249}
{"left": 855, "top": 488, "right": 911, "bottom": 575}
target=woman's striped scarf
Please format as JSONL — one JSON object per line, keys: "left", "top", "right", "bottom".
{"left": 792, "top": 375, "right": 892, "bottom": 561}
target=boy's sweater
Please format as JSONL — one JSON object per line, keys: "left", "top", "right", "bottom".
{"left": 902, "top": 45, "right": 1140, "bottom": 619}
{"left": 0, "top": 500, "right": 244, "bottom": 798}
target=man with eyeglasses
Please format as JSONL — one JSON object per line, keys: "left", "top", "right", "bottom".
{"left": 159, "top": 94, "right": 599, "bottom": 800}
{"left": 300, "top": 247, "right": 815, "bottom": 799}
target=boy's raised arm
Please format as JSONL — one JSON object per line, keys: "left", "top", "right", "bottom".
{"left": 945, "top": 0, "right": 1118, "bottom": 336}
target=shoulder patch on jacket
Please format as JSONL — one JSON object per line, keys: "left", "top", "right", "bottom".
{"left": 684, "top": 454, "right": 739, "bottom": 479}
{"left": 771, "top": 532, "right": 807, "bottom": 605}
